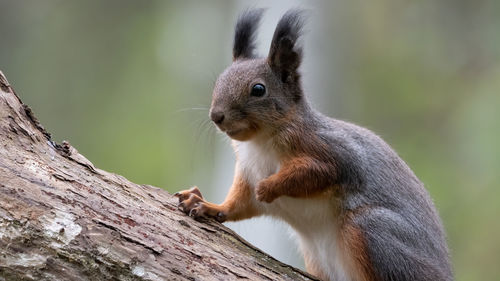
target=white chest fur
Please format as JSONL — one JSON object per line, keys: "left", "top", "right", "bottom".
{"left": 233, "top": 139, "right": 353, "bottom": 281}
{"left": 233, "top": 139, "right": 280, "bottom": 188}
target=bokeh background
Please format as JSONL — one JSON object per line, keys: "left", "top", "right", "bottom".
{"left": 1, "top": 0, "right": 499, "bottom": 280}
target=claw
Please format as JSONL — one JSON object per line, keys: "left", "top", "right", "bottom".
{"left": 177, "top": 201, "right": 184, "bottom": 208}
{"left": 189, "top": 186, "right": 202, "bottom": 198}
{"left": 189, "top": 208, "right": 198, "bottom": 217}
{"left": 173, "top": 192, "right": 180, "bottom": 197}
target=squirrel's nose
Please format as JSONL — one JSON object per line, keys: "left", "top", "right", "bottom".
{"left": 210, "top": 111, "right": 225, "bottom": 125}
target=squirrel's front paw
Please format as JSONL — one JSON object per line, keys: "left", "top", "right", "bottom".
{"left": 174, "top": 186, "right": 203, "bottom": 214}
{"left": 256, "top": 181, "right": 279, "bottom": 203}
{"left": 174, "top": 187, "right": 227, "bottom": 222}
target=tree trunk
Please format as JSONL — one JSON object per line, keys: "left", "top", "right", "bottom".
{"left": 0, "top": 71, "right": 315, "bottom": 281}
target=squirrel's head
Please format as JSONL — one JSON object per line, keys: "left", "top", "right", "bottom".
{"left": 210, "top": 9, "right": 305, "bottom": 141}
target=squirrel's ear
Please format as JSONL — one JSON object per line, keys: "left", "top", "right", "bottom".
{"left": 267, "top": 9, "right": 305, "bottom": 83}
{"left": 233, "top": 8, "right": 265, "bottom": 61}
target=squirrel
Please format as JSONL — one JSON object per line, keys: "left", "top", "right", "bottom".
{"left": 175, "top": 9, "right": 453, "bottom": 281}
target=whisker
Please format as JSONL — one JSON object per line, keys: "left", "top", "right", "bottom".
{"left": 173, "top": 107, "right": 210, "bottom": 114}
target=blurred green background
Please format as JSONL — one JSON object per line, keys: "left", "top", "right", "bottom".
{"left": 1, "top": 1, "right": 499, "bottom": 280}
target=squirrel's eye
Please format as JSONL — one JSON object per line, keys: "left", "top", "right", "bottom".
{"left": 250, "top": 84, "right": 266, "bottom": 97}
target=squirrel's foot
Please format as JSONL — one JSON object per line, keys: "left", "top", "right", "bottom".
{"left": 174, "top": 187, "right": 227, "bottom": 222}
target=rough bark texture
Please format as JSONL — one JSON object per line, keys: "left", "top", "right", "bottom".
{"left": 0, "top": 71, "right": 316, "bottom": 281}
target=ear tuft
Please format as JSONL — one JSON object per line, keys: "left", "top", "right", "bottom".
{"left": 268, "top": 9, "right": 306, "bottom": 83}
{"left": 233, "top": 8, "right": 265, "bottom": 61}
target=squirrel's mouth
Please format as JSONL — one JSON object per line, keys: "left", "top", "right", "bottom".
{"left": 224, "top": 126, "right": 257, "bottom": 141}
{"left": 226, "top": 129, "right": 243, "bottom": 137}
{"left": 216, "top": 120, "right": 257, "bottom": 141}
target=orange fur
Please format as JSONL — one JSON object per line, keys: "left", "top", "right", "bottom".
{"left": 340, "top": 211, "right": 377, "bottom": 281}
{"left": 256, "top": 155, "right": 334, "bottom": 203}
{"left": 219, "top": 173, "right": 261, "bottom": 221}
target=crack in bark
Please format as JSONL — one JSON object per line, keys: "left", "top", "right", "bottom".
{"left": 93, "top": 219, "right": 163, "bottom": 256}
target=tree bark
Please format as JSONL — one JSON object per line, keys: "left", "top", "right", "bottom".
{"left": 0, "top": 71, "right": 316, "bottom": 281}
